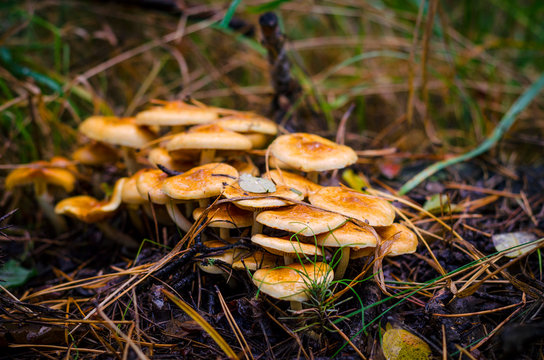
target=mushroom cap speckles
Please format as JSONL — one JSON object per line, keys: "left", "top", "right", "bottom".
{"left": 252, "top": 262, "right": 334, "bottom": 302}
{"left": 136, "top": 168, "right": 170, "bottom": 205}
{"left": 223, "top": 181, "right": 303, "bottom": 210}
{"left": 162, "top": 163, "right": 238, "bottom": 200}
{"left": 55, "top": 178, "right": 125, "bottom": 223}
{"left": 6, "top": 161, "right": 76, "bottom": 193}
{"left": 79, "top": 116, "right": 156, "bottom": 148}
{"left": 309, "top": 187, "right": 395, "bottom": 227}
{"left": 376, "top": 223, "right": 418, "bottom": 256}
{"left": 166, "top": 124, "right": 252, "bottom": 151}
{"left": 265, "top": 170, "right": 322, "bottom": 197}
{"left": 193, "top": 203, "right": 253, "bottom": 229}
{"left": 256, "top": 204, "right": 347, "bottom": 236}
{"left": 316, "top": 221, "right": 378, "bottom": 249}
{"left": 135, "top": 101, "right": 220, "bottom": 126}
{"left": 269, "top": 133, "right": 357, "bottom": 172}
{"left": 215, "top": 113, "right": 278, "bottom": 135}
{"left": 251, "top": 234, "right": 323, "bottom": 257}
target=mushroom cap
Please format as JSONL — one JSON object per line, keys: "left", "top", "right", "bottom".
{"left": 316, "top": 221, "right": 378, "bottom": 249}
{"left": 243, "top": 132, "right": 271, "bottom": 149}
{"left": 166, "top": 124, "right": 252, "bottom": 151}
{"left": 72, "top": 142, "right": 118, "bottom": 166}
{"left": 256, "top": 204, "right": 347, "bottom": 236}
{"left": 147, "top": 147, "right": 193, "bottom": 171}
{"left": 269, "top": 133, "right": 357, "bottom": 172}
{"left": 265, "top": 170, "right": 322, "bottom": 197}
{"left": 79, "top": 116, "right": 156, "bottom": 148}
{"left": 5, "top": 160, "right": 76, "bottom": 193}
{"left": 223, "top": 182, "right": 303, "bottom": 210}
{"left": 376, "top": 223, "right": 418, "bottom": 256}
{"left": 251, "top": 234, "right": 323, "bottom": 257}
{"left": 193, "top": 203, "right": 253, "bottom": 229}
{"left": 162, "top": 163, "right": 238, "bottom": 200}
{"left": 135, "top": 168, "right": 169, "bottom": 205}
{"left": 215, "top": 113, "right": 278, "bottom": 135}
{"left": 229, "top": 158, "right": 259, "bottom": 177}
{"left": 232, "top": 251, "right": 280, "bottom": 271}
{"left": 121, "top": 173, "right": 146, "bottom": 205}
{"left": 252, "top": 262, "right": 334, "bottom": 302}
{"left": 135, "top": 101, "right": 220, "bottom": 126}
{"left": 309, "top": 187, "right": 395, "bottom": 227}
{"left": 198, "top": 240, "right": 247, "bottom": 274}
{"left": 54, "top": 178, "right": 125, "bottom": 223}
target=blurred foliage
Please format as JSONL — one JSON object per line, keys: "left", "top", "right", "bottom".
{"left": 0, "top": 0, "right": 543, "bottom": 165}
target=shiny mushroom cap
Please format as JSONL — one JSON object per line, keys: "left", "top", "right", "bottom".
{"left": 316, "top": 221, "right": 378, "bottom": 249}
{"left": 162, "top": 163, "right": 238, "bottom": 200}
{"left": 79, "top": 116, "right": 156, "bottom": 148}
{"left": 269, "top": 133, "right": 357, "bottom": 172}
{"left": 147, "top": 147, "right": 193, "bottom": 172}
{"left": 251, "top": 234, "right": 323, "bottom": 257}
{"left": 309, "top": 187, "right": 395, "bottom": 227}
{"left": 72, "top": 142, "right": 118, "bottom": 166}
{"left": 256, "top": 204, "right": 347, "bottom": 237}
{"left": 121, "top": 172, "right": 146, "bottom": 205}
{"left": 252, "top": 262, "right": 334, "bottom": 302}
{"left": 54, "top": 178, "right": 125, "bottom": 223}
{"left": 223, "top": 182, "right": 303, "bottom": 210}
{"left": 193, "top": 203, "right": 253, "bottom": 229}
{"left": 265, "top": 170, "right": 322, "bottom": 197}
{"left": 376, "top": 223, "right": 418, "bottom": 256}
{"left": 135, "top": 168, "right": 170, "bottom": 205}
{"left": 166, "top": 124, "right": 252, "bottom": 152}
{"left": 135, "top": 100, "right": 220, "bottom": 126}
{"left": 6, "top": 159, "right": 76, "bottom": 194}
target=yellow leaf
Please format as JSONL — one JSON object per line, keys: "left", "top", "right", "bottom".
{"left": 382, "top": 328, "right": 431, "bottom": 360}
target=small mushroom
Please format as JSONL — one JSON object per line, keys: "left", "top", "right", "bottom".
{"left": 6, "top": 157, "right": 76, "bottom": 233}
{"left": 269, "top": 133, "right": 357, "bottom": 183}
{"left": 231, "top": 251, "right": 280, "bottom": 271}
{"left": 193, "top": 203, "right": 253, "bottom": 242}
{"left": 264, "top": 169, "right": 323, "bottom": 198}
{"left": 252, "top": 262, "right": 334, "bottom": 311}
{"left": 376, "top": 223, "right": 418, "bottom": 256}
{"left": 54, "top": 178, "right": 138, "bottom": 248}
{"left": 251, "top": 233, "right": 323, "bottom": 265}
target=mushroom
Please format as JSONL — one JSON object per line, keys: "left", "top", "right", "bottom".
{"left": 223, "top": 182, "right": 304, "bottom": 235}
{"left": 121, "top": 171, "right": 148, "bottom": 232}
{"left": 5, "top": 157, "right": 77, "bottom": 233}
{"left": 72, "top": 141, "right": 119, "bottom": 167}
{"left": 54, "top": 178, "right": 138, "bottom": 248}
{"left": 198, "top": 240, "right": 247, "bottom": 285}
{"left": 215, "top": 112, "right": 278, "bottom": 149}
{"left": 78, "top": 116, "right": 156, "bottom": 174}
{"left": 147, "top": 147, "right": 193, "bottom": 172}
{"left": 252, "top": 262, "right": 334, "bottom": 311}
{"left": 309, "top": 186, "right": 396, "bottom": 227}
{"left": 256, "top": 204, "right": 347, "bottom": 237}
{"left": 166, "top": 124, "right": 252, "bottom": 165}
{"left": 231, "top": 251, "right": 280, "bottom": 271}
{"left": 375, "top": 223, "right": 418, "bottom": 256}
{"left": 268, "top": 133, "right": 357, "bottom": 183}
{"left": 316, "top": 221, "right": 378, "bottom": 279}
{"left": 251, "top": 233, "right": 323, "bottom": 265}
{"left": 135, "top": 168, "right": 192, "bottom": 231}
{"left": 193, "top": 203, "right": 253, "bottom": 242}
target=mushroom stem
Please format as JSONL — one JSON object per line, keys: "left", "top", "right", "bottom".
{"left": 198, "top": 198, "right": 210, "bottom": 208}
{"left": 220, "top": 228, "right": 230, "bottom": 241}
{"left": 121, "top": 146, "right": 139, "bottom": 175}
{"left": 95, "top": 221, "right": 139, "bottom": 248}
{"left": 251, "top": 211, "right": 263, "bottom": 235}
{"left": 166, "top": 199, "right": 192, "bottom": 232}
{"left": 283, "top": 255, "right": 294, "bottom": 265}
{"left": 334, "top": 247, "right": 351, "bottom": 280}
{"left": 185, "top": 201, "right": 195, "bottom": 218}
{"left": 200, "top": 149, "right": 216, "bottom": 165}
{"left": 34, "top": 182, "right": 67, "bottom": 234}
{"left": 290, "top": 301, "right": 302, "bottom": 312}
{"left": 127, "top": 206, "right": 144, "bottom": 233}
{"left": 307, "top": 171, "right": 319, "bottom": 184}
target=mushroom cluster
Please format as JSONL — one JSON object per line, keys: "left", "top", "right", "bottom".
{"left": 5, "top": 99, "right": 419, "bottom": 308}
